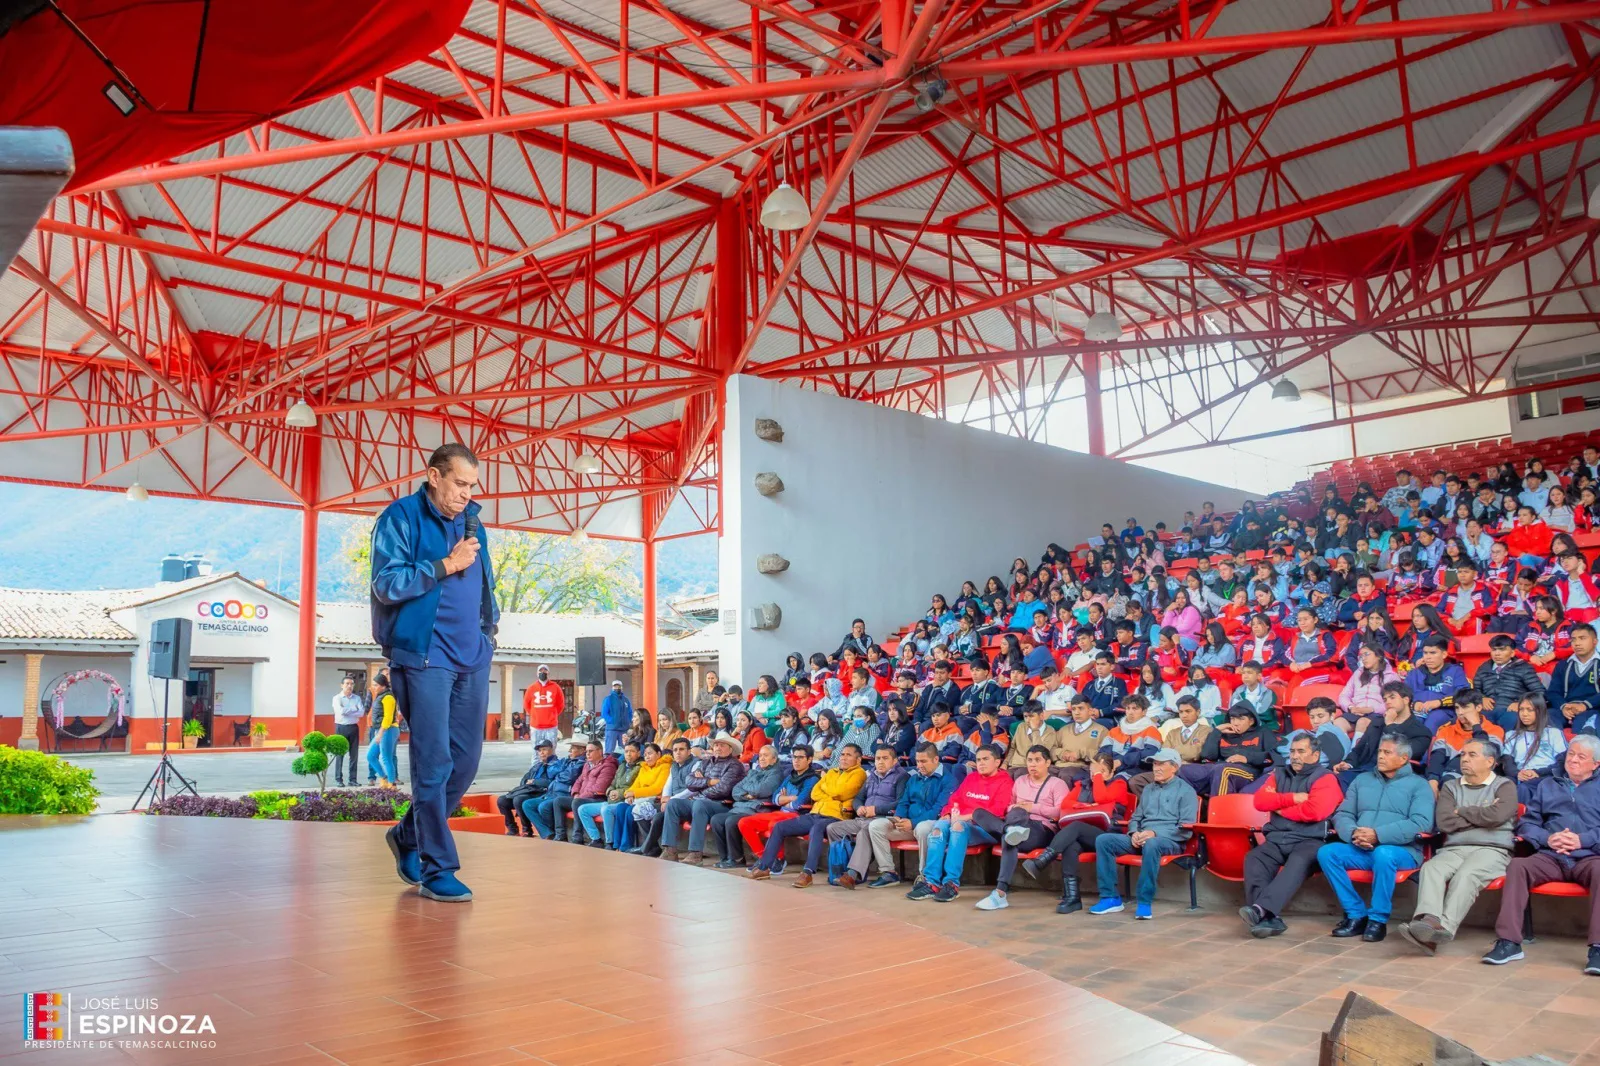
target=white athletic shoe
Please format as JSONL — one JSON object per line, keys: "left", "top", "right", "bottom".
{"left": 975, "top": 890, "right": 1009, "bottom": 911}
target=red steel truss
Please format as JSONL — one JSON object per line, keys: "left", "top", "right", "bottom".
{"left": 7, "top": 1, "right": 1600, "bottom": 727}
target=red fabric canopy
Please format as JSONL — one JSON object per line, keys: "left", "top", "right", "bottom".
{"left": 0, "top": 0, "right": 468, "bottom": 190}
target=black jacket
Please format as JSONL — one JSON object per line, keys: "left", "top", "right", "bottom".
{"left": 1263, "top": 763, "right": 1335, "bottom": 845}
{"left": 1473, "top": 657, "right": 1543, "bottom": 711}
{"left": 1346, "top": 713, "right": 1431, "bottom": 771}
{"left": 1199, "top": 724, "right": 1275, "bottom": 768}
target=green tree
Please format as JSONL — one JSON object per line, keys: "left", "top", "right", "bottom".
{"left": 335, "top": 519, "right": 641, "bottom": 614}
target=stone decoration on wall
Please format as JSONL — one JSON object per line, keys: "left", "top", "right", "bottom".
{"left": 754, "top": 418, "right": 784, "bottom": 442}
{"left": 754, "top": 472, "right": 784, "bottom": 496}
{"left": 748, "top": 602, "right": 782, "bottom": 630}
{"left": 756, "top": 553, "right": 789, "bottom": 574}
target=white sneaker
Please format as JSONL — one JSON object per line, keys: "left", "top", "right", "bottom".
{"left": 1003, "top": 824, "right": 1031, "bottom": 846}
{"left": 975, "top": 890, "right": 1009, "bottom": 911}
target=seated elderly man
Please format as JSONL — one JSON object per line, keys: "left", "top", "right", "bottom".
{"left": 1240, "top": 731, "right": 1343, "bottom": 938}
{"left": 522, "top": 737, "right": 587, "bottom": 841}
{"left": 1317, "top": 733, "right": 1435, "bottom": 942}
{"left": 1483, "top": 733, "right": 1600, "bottom": 974}
{"left": 705, "top": 744, "right": 786, "bottom": 868}
{"left": 1088, "top": 747, "right": 1199, "bottom": 920}
{"left": 1400, "top": 738, "right": 1516, "bottom": 954}
{"left": 658, "top": 732, "right": 746, "bottom": 863}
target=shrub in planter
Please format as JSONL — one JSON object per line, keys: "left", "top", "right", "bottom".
{"left": 0, "top": 745, "right": 100, "bottom": 814}
{"left": 292, "top": 731, "right": 348, "bottom": 792}
{"left": 147, "top": 794, "right": 257, "bottom": 818}
{"left": 245, "top": 790, "right": 298, "bottom": 820}
{"left": 181, "top": 718, "right": 206, "bottom": 749}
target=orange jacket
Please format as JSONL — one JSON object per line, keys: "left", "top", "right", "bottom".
{"left": 523, "top": 680, "right": 565, "bottom": 730}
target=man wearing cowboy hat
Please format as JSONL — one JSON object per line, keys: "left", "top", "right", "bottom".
{"left": 659, "top": 731, "right": 746, "bottom": 862}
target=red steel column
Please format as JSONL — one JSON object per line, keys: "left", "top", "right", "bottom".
{"left": 296, "top": 428, "right": 321, "bottom": 740}
{"left": 1083, "top": 350, "right": 1106, "bottom": 456}
{"left": 642, "top": 532, "right": 658, "bottom": 714}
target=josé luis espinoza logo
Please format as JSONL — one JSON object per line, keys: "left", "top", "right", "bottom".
{"left": 23, "top": 992, "right": 218, "bottom": 1050}
{"left": 194, "top": 598, "right": 270, "bottom": 636}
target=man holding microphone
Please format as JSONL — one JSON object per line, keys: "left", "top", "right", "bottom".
{"left": 370, "top": 444, "right": 500, "bottom": 902}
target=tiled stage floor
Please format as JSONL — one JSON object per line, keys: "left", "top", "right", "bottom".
{"left": 1, "top": 817, "right": 1247, "bottom": 1066}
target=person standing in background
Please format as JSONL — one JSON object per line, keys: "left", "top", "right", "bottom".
{"left": 601, "top": 679, "right": 633, "bottom": 755}
{"left": 330, "top": 676, "right": 365, "bottom": 787}
{"left": 371, "top": 443, "right": 500, "bottom": 904}
{"left": 365, "top": 672, "right": 401, "bottom": 787}
{"left": 523, "top": 664, "right": 565, "bottom": 756}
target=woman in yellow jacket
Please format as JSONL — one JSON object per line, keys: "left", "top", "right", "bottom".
{"left": 749, "top": 743, "right": 867, "bottom": 887}
{"left": 605, "top": 741, "right": 670, "bottom": 851}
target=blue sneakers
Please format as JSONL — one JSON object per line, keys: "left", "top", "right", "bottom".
{"left": 418, "top": 872, "right": 473, "bottom": 902}
{"left": 1135, "top": 902, "right": 1153, "bottom": 920}
{"left": 385, "top": 826, "right": 421, "bottom": 886}
{"left": 1088, "top": 896, "right": 1124, "bottom": 915}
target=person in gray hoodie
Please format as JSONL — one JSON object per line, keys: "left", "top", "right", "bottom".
{"left": 1317, "top": 734, "right": 1435, "bottom": 943}
{"left": 825, "top": 744, "right": 909, "bottom": 887}
{"left": 708, "top": 745, "right": 786, "bottom": 868}
{"left": 1400, "top": 738, "right": 1516, "bottom": 953}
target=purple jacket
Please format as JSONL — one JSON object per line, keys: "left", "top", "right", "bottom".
{"left": 853, "top": 766, "right": 908, "bottom": 817}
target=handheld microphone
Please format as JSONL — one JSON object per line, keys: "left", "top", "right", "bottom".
{"left": 465, "top": 514, "right": 480, "bottom": 542}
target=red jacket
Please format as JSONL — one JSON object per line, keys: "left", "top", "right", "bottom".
{"left": 1504, "top": 522, "right": 1553, "bottom": 558}
{"left": 1553, "top": 573, "right": 1600, "bottom": 613}
{"left": 740, "top": 725, "right": 769, "bottom": 764}
{"left": 942, "top": 769, "right": 1014, "bottom": 819}
{"left": 523, "top": 680, "right": 565, "bottom": 730}
{"left": 1253, "top": 769, "right": 1341, "bottom": 822}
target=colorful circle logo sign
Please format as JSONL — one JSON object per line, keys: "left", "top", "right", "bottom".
{"left": 196, "top": 600, "right": 269, "bottom": 620}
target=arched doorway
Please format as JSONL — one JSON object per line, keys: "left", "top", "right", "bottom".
{"left": 666, "top": 677, "right": 683, "bottom": 715}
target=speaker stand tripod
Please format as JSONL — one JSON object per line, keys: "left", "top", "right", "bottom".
{"left": 132, "top": 678, "right": 198, "bottom": 811}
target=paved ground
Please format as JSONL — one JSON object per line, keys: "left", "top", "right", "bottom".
{"left": 63, "top": 741, "right": 538, "bottom": 811}
{"left": 693, "top": 861, "right": 1600, "bottom": 1066}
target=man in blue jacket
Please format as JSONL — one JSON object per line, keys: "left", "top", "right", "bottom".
{"left": 1317, "top": 734, "right": 1435, "bottom": 942}
{"left": 600, "top": 680, "right": 633, "bottom": 754}
{"left": 370, "top": 443, "right": 500, "bottom": 903}
{"left": 860, "top": 742, "right": 958, "bottom": 888}
{"left": 1546, "top": 624, "right": 1600, "bottom": 730}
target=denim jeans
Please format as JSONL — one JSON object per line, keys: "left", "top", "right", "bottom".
{"left": 366, "top": 725, "right": 400, "bottom": 781}
{"left": 1094, "top": 833, "right": 1183, "bottom": 903}
{"left": 390, "top": 664, "right": 489, "bottom": 881}
{"left": 601, "top": 801, "right": 633, "bottom": 845}
{"left": 1317, "top": 841, "right": 1419, "bottom": 923}
{"left": 923, "top": 818, "right": 998, "bottom": 885}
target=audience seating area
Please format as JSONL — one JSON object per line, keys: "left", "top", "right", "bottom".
{"left": 506, "top": 426, "right": 1600, "bottom": 976}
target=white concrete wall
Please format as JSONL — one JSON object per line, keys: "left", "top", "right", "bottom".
{"left": 109, "top": 574, "right": 300, "bottom": 722}
{"left": 0, "top": 652, "right": 133, "bottom": 720}
{"left": 717, "top": 375, "right": 1248, "bottom": 683}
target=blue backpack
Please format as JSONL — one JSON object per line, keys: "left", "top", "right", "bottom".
{"left": 825, "top": 836, "right": 854, "bottom": 884}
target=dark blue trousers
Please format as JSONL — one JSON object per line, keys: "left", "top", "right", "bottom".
{"left": 391, "top": 664, "right": 489, "bottom": 881}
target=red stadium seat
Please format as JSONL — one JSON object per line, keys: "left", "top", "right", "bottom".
{"left": 1191, "top": 795, "right": 1268, "bottom": 883}
{"left": 1113, "top": 833, "right": 1203, "bottom": 908}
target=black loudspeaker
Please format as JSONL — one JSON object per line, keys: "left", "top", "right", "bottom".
{"left": 574, "top": 636, "right": 607, "bottom": 687}
{"left": 149, "top": 617, "right": 192, "bottom": 679}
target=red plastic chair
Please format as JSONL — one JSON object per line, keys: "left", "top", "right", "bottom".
{"left": 1284, "top": 681, "right": 1345, "bottom": 712}
{"left": 1523, "top": 880, "right": 1591, "bottom": 940}
{"left": 1191, "top": 795, "right": 1269, "bottom": 883}
{"left": 1114, "top": 832, "right": 1203, "bottom": 909}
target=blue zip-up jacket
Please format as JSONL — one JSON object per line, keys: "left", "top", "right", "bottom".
{"left": 370, "top": 484, "right": 500, "bottom": 667}
{"left": 1332, "top": 761, "right": 1435, "bottom": 862}
{"left": 601, "top": 689, "right": 633, "bottom": 730}
{"left": 1545, "top": 655, "right": 1600, "bottom": 728}
{"left": 854, "top": 766, "right": 908, "bottom": 816}
{"left": 896, "top": 766, "right": 958, "bottom": 824}
{"left": 1518, "top": 771, "right": 1600, "bottom": 864}
{"left": 545, "top": 756, "right": 585, "bottom": 798}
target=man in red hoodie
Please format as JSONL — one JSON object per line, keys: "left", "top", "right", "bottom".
{"left": 523, "top": 665, "right": 565, "bottom": 753}
{"left": 905, "top": 744, "right": 1014, "bottom": 903}
{"left": 1240, "top": 732, "right": 1343, "bottom": 937}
